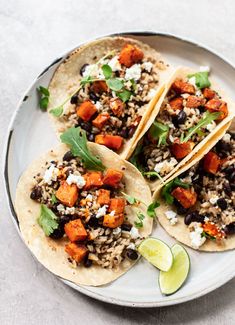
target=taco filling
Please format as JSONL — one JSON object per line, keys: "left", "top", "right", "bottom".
{"left": 50, "top": 41, "right": 167, "bottom": 153}
{"left": 130, "top": 69, "right": 229, "bottom": 180}
{"left": 160, "top": 131, "right": 235, "bottom": 249}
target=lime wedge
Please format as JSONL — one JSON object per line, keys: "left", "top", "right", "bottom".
{"left": 159, "top": 244, "right": 190, "bottom": 295}
{"left": 138, "top": 238, "right": 173, "bottom": 271}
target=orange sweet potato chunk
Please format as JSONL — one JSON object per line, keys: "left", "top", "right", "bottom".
{"left": 102, "top": 169, "right": 123, "bottom": 187}
{"left": 83, "top": 172, "right": 103, "bottom": 189}
{"left": 103, "top": 213, "right": 124, "bottom": 228}
{"left": 171, "top": 187, "right": 197, "bottom": 209}
{"left": 92, "top": 113, "right": 110, "bottom": 129}
{"left": 95, "top": 134, "right": 123, "bottom": 151}
{"left": 56, "top": 181, "right": 78, "bottom": 207}
{"left": 203, "top": 151, "right": 220, "bottom": 174}
{"left": 119, "top": 44, "right": 144, "bottom": 67}
{"left": 109, "top": 198, "right": 126, "bottom": 214}
{"left": 170, "top": 141, "right": 195, "bottom": 160}
{"left": 76, "top": 100, "right": 97, "bottom": 121}
{"left": 65, "top": 243, "right": 88, "bottom": 263}
{"left": 97, "top": 189, "right": 110, "bottom": 205}
{"left": 64, "top": 219, "right": 88, "bottom": 242}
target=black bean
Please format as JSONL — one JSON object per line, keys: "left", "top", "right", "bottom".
{"left": 126, "top": 249, "right": 138, "bottom": 260}
{"left": 184, "top": 211, "right": 204, "bottom": 225}
{"left": 223, "top": 183, "right": 232, "bottom": 196}
{"left": 89, "top": 92, "right": 99, "bottom": 103}
{"left": 121, "top": 223, "right": 132, "bottom": 231}
{"left": 30, "top": 186, "right": 42, "bottom": 200}
{"left": 87, "top": 215, "right": 99, "bottom": 228}
{"left": 177, "top": 205, "right": 189, "bottom": 215}
{"left": 218, "top": 151, "right": 229, "bottom": 159}
{"left": 80, "top": 63, "right": 89, "bottom": 76}
{"left": 60, "top": 215, "right": 71, "bottom": 225}
{"left": 87, "top": 134, "right": 95, "bottom": 142}
{"left": 63, "top": 150, "right": 74, "bottom": 161}
{"left": 217, "top": 198, "right": 228, "bottom": 210}
{"left": 223, "top": 165, "right": 235, "bottom": 175}
{"left": 49, "top": 224, "right": 65, "bottom": 239}
{"left": 70, "top": 95, "right": 78, "bottom": 105}
{"left": 229, "top": 171, "right": 235, "bottom": 182}
{"left": 216, "top": 140, "right": 231, "bottom": 153}
{"left": 128, "top": 126, "right": 136, "bottom": 138}
{"left": 119, "top": 128, "right": 129, "bottom": 139}
{"left": 65, "top": 167, "right": 73, "bottom": 178}
{"left": 224, "top": 223, "right": 235, "bottom": 235}
{"left": 80, "top": 121, "right": 92, "bottom": 132}
{"left": 230, "top": 183, "right": 235, "bottom": 191}
{"left": 83, "top": 256, "right": 92, "bottom": 268}
{"left": 172, "top": 110, "right": 187, "bottom": 127}
{"left": 229, "top": 132, "right": 235, "bottom": 140}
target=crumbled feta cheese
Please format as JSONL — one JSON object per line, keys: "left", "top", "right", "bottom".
{"left": 154, "top": 158, "right": 178, "bottom": 174}
{"left": 127, "top": 243, "right": 136, "bottom": 250}
{"left": 66, "top": 174, "right": 86, "bottom": 188}
{"left": 165, "top": 210, "right": 178, "bottom": 225}
{"left": 188, "top": 76, "right": 196, "bottom": 87}
{"left": 204, "top": 216, "right": 210, "bottom": 222}
{"left": 200, "top": 66, "right": 210, "bottom": 72}
{"left": 209, "top": 196, "right": 219, "bottom": 205}
{"left": 189, "top": 223, "right": 206, "bottom": 249}
{"left": 95, "top": 101, "right": 102, "bottom": 110}
{"left": 147, "top": 88, "right": 156, "bottom": 99}
{"left": 83, "top": 64, "right": 99, "bottom": 78}
{"left": 65, "top": 207, "right": 75, "bottom": 215}
{"left": 109, "top": 210, "right": 115, "bottom": 216}
{"left": 108, "top": 56, "right": 121, "bottom": 71}
{"left": 181, "top": 93, "right": 190, "bottom": 99}
{"left": 96, "top": 205, "right": 108, "bottom": 218}
{"left": 130, "top": 226, "right": 140, "bottom": 239}
{"left": 43, "top": 164, "right": 59, "bottom": 184}
{"left": 223, "top": 133, "right": 231, "bottom": 142}
{"left": 125, "top": 64, "right": 141, "bottom": 81}
{"left": 86, "top": 194, "right": 93, "bottom": 201}
{"left": 195, "top": 90, "right": 202, "bottom": 96}
{"left": 142, "top": 61, "right": 153, "bottom": 72}
{"left": 57, "top": 204, "right": 65, "bottom": 213}
{"left": 170, "top": 217, "right": 178, "bottom": 225}
{"left": 206, "top": 121, "right": 216, "bottom": 132}
{"left": 113, "top": 227, "right": 121, "bottom": 235}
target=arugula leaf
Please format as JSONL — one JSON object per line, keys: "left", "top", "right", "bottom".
{"left": 60, "top": 127, "right": 105, "bottom": 171}
{"left": 37, "top": 204, "right": 59, "bottom": 236}
{"left": 102, "top": 64, "right": 112, "bottom": 79}
{"left": 38, "top": 86, "right": 50, "bottom": 110}
{"left": 50, "top": 106, "right": 63, "bottom": 117}
{"left": 121, "top": 192, "right": 140, "bottom": 205}
{"left": 162, "top": 177, "right": 190, "bottom": 204}
{"left": 129, "top": 141, "right": 144, "bottom": 172}
{"left": 106, "top": 78, "right": 124, "bottom": 91}
{"left": 117, "top": 89, "right": 132, "bottom": 102}
{"left": 149, "top": 121, "right": 169, "bottom": 146}
{"left": 147, "top": 201, "right": 160, "bottom": 218}
{"left": 134, "top": 211, "right": 145, "bottom": 228}
{"left": 182, "top": 111, "right": 220, "bottom": 143}
{"left": 51, "top": 194, "right": 57, "bottom": 204}
{"left": 38, "top": 86, "right": 50, "bottom": 97}
{"left": 188, "top": 71, "right": 211, "bottom": 89}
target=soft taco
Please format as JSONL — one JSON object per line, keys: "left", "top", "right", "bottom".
{"left": 128, "top": 67, "right": 235, "bottom": 191}
{"left": 153, "top": 124, "right": 235, "bottom": 251}
{"left": 48, "top": 36, "right": 170, "bottom": 159}
{"left": 15, "top": 127, "right": 152, "bottom": 286}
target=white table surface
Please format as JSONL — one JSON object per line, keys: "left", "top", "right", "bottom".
{"left": 1, "top": 0, "right": 235, "bottom": 323}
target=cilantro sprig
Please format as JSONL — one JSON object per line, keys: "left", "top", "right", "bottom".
{"left": 162, "top": 177, "right": 190, "bottom": 204}
{"left": 149, "top": 121, "right": 169, "bottom": 146}
{"left": 38, "top": 204, "right": 59, "bottom": 236}
{"left": 188, "top": 71, "right": 211, "bottom": 89}
{"left": 134, "top": 211, "right": 145, "bottom": 228}
{"left": 38, "top": 86, "right": 50, "bottom": 110}
{"left": 147, "top": 201, "right": 160, "bottom": 218}
{"left": 60, "top": 127, "right": 105, "bottom": 171}
{"left": 121, "top": 192, "right": 141, "bottom": 205}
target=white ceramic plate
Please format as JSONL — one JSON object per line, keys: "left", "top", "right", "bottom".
{"left": 4, "top": 32, "right": 235, "bottom": 307}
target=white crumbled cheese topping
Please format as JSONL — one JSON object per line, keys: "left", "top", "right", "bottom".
{"left": 43, "top": 164, "right": 59, "bottom": 185}
{"left": 181, "top": 93, "right": 190, "bottom": 99}
{"left": 130, "top": 226, "right": 140, "bottom": 239}
{"left": 127, "top": 243, "right": 136, "bottom": 250}
{"left": 165, "top": 210, "right": 178, "bottom": 226}
{"left": 83, "top": 64, "right": 104, "bottom": 79}
{"left": 65, "top": 207, "right": 75, "bottom": 215}
{"left": 200, "top": 65, "right": 210, "bottom": 72}
{"left": 223, "top": 133, "right": 231, "bottom": 142}
{"left": 86, "top": 194, "right": 93, "bottom": 201}
{"left": 169, "top": 134, "right": 175, "bottom": 143}
{"left": 57, "top": 204, "right": 65, "bottom": 213}
{"left": 66, "top": 174, "right": 86, "bottom": 189}
{"left": 188, "top": 76, "right": 196, "bottom": 88}
{"left": 154, "top": 158, "right": 178, "bottom": 174}
{"left": 142, "top": 61, "right": 153, "bottom": 72}
{"left": 147, "top": 88, "right": 157, "bottom": 99}
{"left": 113, "top": 227, "right": 121, "bottom": 235}
{"left": 95, "top": 101, "right": 102, "bottom": 110}
{"left": 189, "top": 223, "right": 206, "bottom": 249}
{"left": 96, "top": 205, "right": 108, "bottom": 218}
{"left": 206, "top": 121, "right": 216, "bottom": 132}
{"left": 204, "top": 217, "right": 210, "bottom": 222}
{"left": 108, "top": 56, "right": 121, "bottom": 71}
{"left": 196, "top": 90, "right": 202, "bottom": 96}
{"left": 109, "top": 210, "right": 115, "bottom": 216}
{"left": 209, "top": 196, "right": 219, "bottom": 205}
{"left": 125, "top": 64, "right": 141, "bottom": 81}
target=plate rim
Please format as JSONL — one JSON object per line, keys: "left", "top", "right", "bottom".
{"left": 3, "top": 30, "right": 235, "bottom": 308}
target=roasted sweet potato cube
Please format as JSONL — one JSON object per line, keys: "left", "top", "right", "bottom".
{"left": 203, "top": 151, "right": 220, "bottom": 174}
{"left": 103, "top": 213, "right": 124, "bottom": 228}
{"left": 76, "top": 100, "right": 97, "bottom": 121}
{"left": 91, "top": 80, "right": 108, "bottom": 94}
{"left": 119, "top": 44, "right": 144, "bottom": 67}
{"left": 170, "top": 141, "right": 195, "bottom": 160}
{"left": 203, "top": 88, "right": 216, "bottom": 100}
{"left": 64, "top": 219, "right": 88, "bottom": 242}
{"left": 56, "top": 181, "right": 78, "bottom": 207}
{"left": 83, "top": 172, "right": 103, "bottom": 189}
{"left": 92, "top": 113, "right": 110, "bottom": 129}
{"left": 95, "top": 134, "right": 123, "bottom": 151}
{"left": 171, "top": 187, "right": 197, "bottom": 209}
{"left": 205, "top": 99, "right": 228, "bottom": 121}
{"left": 171, "top": 79, "right": 195, "bottom": 94}
{"left": 103, "top": 169, "right": 123, "bottom": 187}
{"left": 65, "top": 243, "right": 88, "bottom": 263}
{"left": 109, "top": 98, "right": 125, "bottom": 117}
{"left": 97, "top": 189, "right": 110, "bottom": 205}
{"left": 169, "top": 97, "right": 183, "bottom": 110}
{"left": 109, "top": 198, "right": 126, "bottom": 214}
{"left": 186, "top": 95, "right": 205, "bottom": 108}
{"left": 202, "top": 222, "right": 225, "bottom": 239}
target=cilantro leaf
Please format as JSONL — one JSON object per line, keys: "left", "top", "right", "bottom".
{"left": 117, "top": 89, "right": 132, "bottom": 102}
{"left": 143, "top": 171, "right": 165, "bottom": 184}
{"left": 129, "top": 141, "right": 144, "bottom": 172}
{"left": 80, "top": 76, "right": 94, "bottom": 86}
{"left": 102, "top": 64, "right": 112, "bottom": 79}
{"left": 188, "top": 71, "right": 211, "bottom": 89}
{"left": 147, "top": 201, "right": 160, "bottom": 218}
{"left": 50, "top": 106, "right": 63, "bottom": 117}
{"left": 134, "top": 211, "right": 145, "bottom": 228}
{"left": 106, "top": 78, "right": 124, "bottom": 91}
{"left": 38, "top": 86, "right": 50, "bottom": 111}
{"left": 149, "top": 121, "right": 169, "bottom": 146}
{"left": 38, "top": 86, "right": 50, "bottom": 97}
{"left": 182, "top": 111, "right": 220, "bottom": 143}
{"left": 60, "top": 127, "right": 105, "bottom": 171}
{"left": 162, "top": 177, "right": 190, "bottom": 204}
{"left": 121, "top": 192, "right": 140, "bottom": 205}
{"left": 37, "top": 204, "right": 59, "bottom": 236}
{"left": 51, "top": 194, "right": 58, "bottom": 204}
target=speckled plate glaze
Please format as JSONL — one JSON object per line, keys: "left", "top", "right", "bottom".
{"left": 3, "top": 32, "right": 235, "bottom": 307}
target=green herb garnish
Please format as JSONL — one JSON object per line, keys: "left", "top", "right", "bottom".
{"left": 143, "top": 171, "right": 165, "bottom": 184}
{"left": 147, "top": 201, "right": 160, "bottom": 218}
{"left": 129, "top": 141, "right": 144, "bottom": 172}
{"left": 149, "top": 121, "right": 169, "bottom": 146}
{"left": 162, "top": 177, "right": 190, "bottom": 204}
{"left": 134, "top": 211, "right": 145, "bottom": 228}
{"left": 106, "top": 78, "right": 124, "bottom": 91}
{"left": 50, "top": 106, "right": 64, "bottom": 117}
{"left": 51, "top": 194, "right": 58, "bottom": 204}
{"left": 38, "top": 204, "right": 59, "bottom": 236}
{"left": 60, "top": 127, "right": 105, "bottom": 171}
{"left": 182, "top": 111, "right": 220, "bottom": 143}
{"left": 38, "top": 86, "right": 50, "bottom": 110}
{"left": 101, "top": 64, "right": 112, "bottom": 79}
{"left": 188, "top": 71, "right": 211, "bottom": 89}
{"left": 202, "top": 231, "right": 216, "bottom": 241}
{"left": 117, "top": 89, "right": 132, "bottom": 102}
{"left": 121, "top": 192, "right": 140, "bottom": 205}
